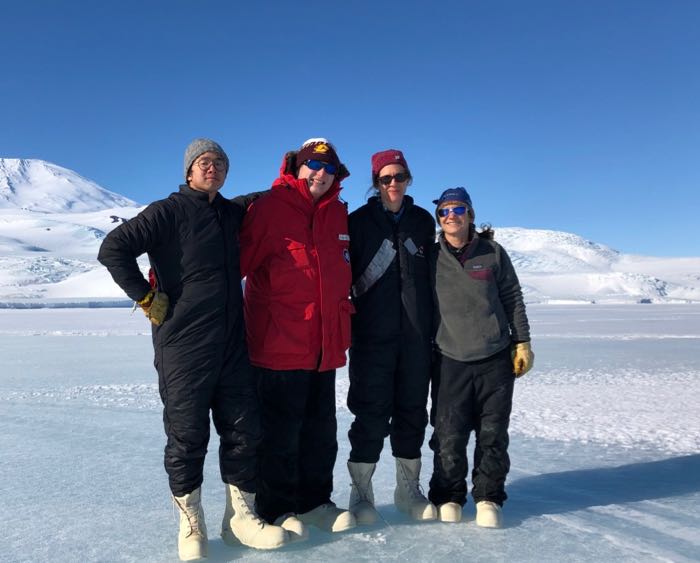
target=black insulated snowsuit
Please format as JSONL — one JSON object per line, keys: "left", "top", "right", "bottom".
{"left": 98, "top": 185, "right": 260, "bottom": 496}
{"left": 347, "top": 196, "right": 435, "bottom": 463}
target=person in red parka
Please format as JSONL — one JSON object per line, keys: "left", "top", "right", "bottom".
{"left": 239, "top": 138, "right": 356, "bottom": 540}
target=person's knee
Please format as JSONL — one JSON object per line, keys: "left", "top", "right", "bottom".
{"left": 477, "top": 421, "right": 509, "bottom": 450}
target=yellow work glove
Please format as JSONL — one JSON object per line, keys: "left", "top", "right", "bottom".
{"left": 512, "top": 342, "right": 534, "bottom": 377}
{"left": 138, "top": 290, "right": 169, "bottom": 326}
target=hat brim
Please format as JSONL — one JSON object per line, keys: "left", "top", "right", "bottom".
{"left": 434, "top": 199, "right": 471, "bottom": 208}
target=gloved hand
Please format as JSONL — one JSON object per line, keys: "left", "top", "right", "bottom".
{"left": 512, "top": 342, "right": 534, "bottom": 377}
{"left": 138, "top": 290, "right": 169, "bottom": 326}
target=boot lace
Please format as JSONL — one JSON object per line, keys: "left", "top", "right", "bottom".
{"left": 173, "top": 497, "right": 203, "bottom": 537}
{"left": 349, "top": 475, "right": 372, "bottom": 503}
{"left": 398, "top": 463, "right": 428, "bottom": 501}
{"left": 349, "top": 474, "right": 390, "bottom": 527}
{"left": 232, "top": 489, "right": 266, "bottom": 529}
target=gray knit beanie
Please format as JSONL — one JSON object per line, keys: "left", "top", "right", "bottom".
{"left": 183, "top": 138, "right": 229, "bottom": 179}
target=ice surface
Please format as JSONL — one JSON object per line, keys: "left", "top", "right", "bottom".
{"left": 2, "top": 305, "right": 700, "bottom": 562}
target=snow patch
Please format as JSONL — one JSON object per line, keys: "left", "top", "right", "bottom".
{"left": 0, "top": 161, "right": 698, "bottom": 304}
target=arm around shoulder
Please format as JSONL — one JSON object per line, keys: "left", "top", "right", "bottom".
{"left": 238, "top": 199, "right": 272, "bottom": 278}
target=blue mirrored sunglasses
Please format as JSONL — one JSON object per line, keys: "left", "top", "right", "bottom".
{"left": 437, "top": 206, "right": 468, "bottom": 218}
{"left": 304, "top": 159, "right": 338, "bottom": 175}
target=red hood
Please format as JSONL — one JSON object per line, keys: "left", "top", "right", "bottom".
{"left": 272, "top": 154, "right": 344, "bottom": 207}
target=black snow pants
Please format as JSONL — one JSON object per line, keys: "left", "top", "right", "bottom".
{"left": 428, "top": 347, "right": 514, "bottom": 507}
{"left": 347, "top": 336, "right": 431, "bottom": 463}
{"left": 255, "top": 368, "right": 338, "bottom": 523}
{"left": 155, "top": 340, "right": 261, "bottom": 497}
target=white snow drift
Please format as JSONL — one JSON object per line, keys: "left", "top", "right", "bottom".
{"left": 0, "top": 157, "right": 698, "bottom": 305}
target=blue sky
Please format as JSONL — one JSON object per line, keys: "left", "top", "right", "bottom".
{"left": 2, "top": 0, "right": 698, "bottom": 256}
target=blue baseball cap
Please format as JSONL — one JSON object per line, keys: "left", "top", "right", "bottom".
{"left": 432, "top": 187, "right": 473, "bottom": 208}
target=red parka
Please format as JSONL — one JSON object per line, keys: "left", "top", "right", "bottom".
{"left": 240, "top": 160, "right": 353, "bottom": 372}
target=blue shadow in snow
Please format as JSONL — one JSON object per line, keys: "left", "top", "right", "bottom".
{"left": 506, "top": 453, "right": 700, "bottom": 525}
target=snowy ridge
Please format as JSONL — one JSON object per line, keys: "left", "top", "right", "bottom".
{"left": 0, "top": 158, "right": 698, "bottom": 305}
{"left": 0, "top": 158, "right": 145, "bottom": 304}
{"left": 494, "top": 227, "right": 700, "bottom": 303}
{"left": 0, "top": 158, "right": 137, "bottom": 213}
{"left": 0, "top": 206, "right": 146, "bottom": 304}
{"left": 499, "top": 227, "right": 621, "bottom": 273}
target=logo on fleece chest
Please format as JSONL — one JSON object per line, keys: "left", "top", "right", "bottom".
{"left": 464, "top": 262, "right": 494, "bottom": 281}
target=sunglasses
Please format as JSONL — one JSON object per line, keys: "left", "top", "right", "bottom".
{"left": 437, "top": 206, "right": 468, "bottom": 218}
{"left": 303, "top": 159, "right": 338, "bottom": 175}
{"left": 377, "top": 172, "right": 410, "bottom": 186}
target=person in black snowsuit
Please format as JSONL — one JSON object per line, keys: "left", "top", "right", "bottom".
{"left": 427, "top": 187, "right": 534, "bottom": 529}
{"left": 97, "top": 139, "right": 285, "bottom": 560}
{"left": 346, "top": 149, "right": 438, "bottom": 524}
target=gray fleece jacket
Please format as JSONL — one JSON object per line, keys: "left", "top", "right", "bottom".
{"left": 433, "top": 233, "right": 530, "bottom": 362}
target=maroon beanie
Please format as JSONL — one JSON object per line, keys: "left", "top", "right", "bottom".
{"left": 371, "top": 149, "right": 411, "bottom": 179}
{"left": 296, "top": 138, "right": 341, "bottom": 170}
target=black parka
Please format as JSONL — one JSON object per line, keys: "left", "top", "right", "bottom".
{"left": 98, "top": 185, "right": 246, "bottom": 348}
{"left": 349, "top": 195, "right": 435, "bottom": 344}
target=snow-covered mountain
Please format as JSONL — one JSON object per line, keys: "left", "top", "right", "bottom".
{"left": 0, "top": 158, "right": 698, "bottom": 306}
{"left": 497, "top": 228, "right": 700, "bottom": 304}
{"left": 0, "top": 158, "right": 137, "bottom": 213}
{"left": 0, "top": 159, "right": 144, "bottom": 305}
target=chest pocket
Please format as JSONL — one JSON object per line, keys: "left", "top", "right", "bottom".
{"left": 402, "top": 236, "right": 428, "bottom": 278}
{"left": 285, "top": 239, "right": 311, "bottom": 270}
{"left": 467, "top": 267, "right": 495, "bottom": 283}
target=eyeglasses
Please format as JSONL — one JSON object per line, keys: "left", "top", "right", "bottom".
{"left": 303, "top": 159, "right": 338, "bottom": 175}
{"left": 196, "top": 158, "right": 227, "bottom": 171}
{"left": 377, "top": 173, "right": 410, "bottom": 186}
{"left": 437, "top": 206, "right": 468, "bottom": 218}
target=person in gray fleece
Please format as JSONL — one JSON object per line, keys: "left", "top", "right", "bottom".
{"left": 427, "top": 187, "right": 534, "bottom": 529}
